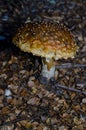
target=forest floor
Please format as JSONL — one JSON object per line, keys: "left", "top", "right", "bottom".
{"left": 0, "top": 0, "right": 86, "bottom": 129}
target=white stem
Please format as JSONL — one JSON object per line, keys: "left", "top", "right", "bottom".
{"left": 41, "top": 58, "right": 55, "bottom": 80}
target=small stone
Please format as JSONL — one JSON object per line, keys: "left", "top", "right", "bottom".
{"left": 82, "top": 98, "right": 86, "bottom": 104}
{"left": 4, "top": 89, "right": 12, "bottom": 97}
{"left": 28, "top": 80, "right": 35, "bottom": 87}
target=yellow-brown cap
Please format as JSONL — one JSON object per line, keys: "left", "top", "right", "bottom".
{"left": 13, "top": 21, "right": 78, "bottom": 60}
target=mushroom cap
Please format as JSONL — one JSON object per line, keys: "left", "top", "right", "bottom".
{"left": 13, "top": 21, "right": 78, "bottom": 60}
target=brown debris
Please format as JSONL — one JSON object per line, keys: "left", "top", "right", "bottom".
{"left": 0, "top": 0, "right": 86, "bottom": 130}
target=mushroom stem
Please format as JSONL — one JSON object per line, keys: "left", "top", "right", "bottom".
{"left": 41, "top": 58, "right": 55, "bottom": 80}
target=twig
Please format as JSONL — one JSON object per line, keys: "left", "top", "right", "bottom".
{"left": 56, "top": 63, "right": 86, "bottom": 69}
{"left": 0, "top": 116, "right": 29, "bottom": 128}
{"left": 54, "top": 83, "right": 86, "bottom": 96}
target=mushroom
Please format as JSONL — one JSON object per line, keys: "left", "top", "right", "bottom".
{"left": 13, "top": 21, "right": 78, "bottom": 83}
